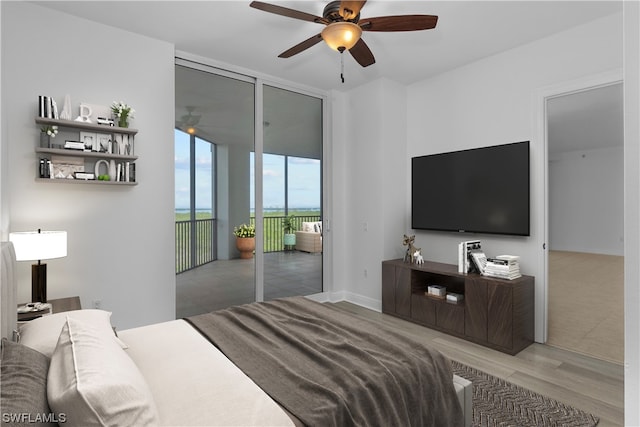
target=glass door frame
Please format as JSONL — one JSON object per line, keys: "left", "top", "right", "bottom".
{"left": 176, "top": 55, "right": 331, "bottom": 303}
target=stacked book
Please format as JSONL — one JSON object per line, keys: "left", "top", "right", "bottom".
{"left": 426, "top": 284, "right": 446, "bottom": 299}
{"left": 446, "top": 292, "right": 464, "bottom": 304}
{"left": 483, "top": 255, "right": 521, "bottom": 280}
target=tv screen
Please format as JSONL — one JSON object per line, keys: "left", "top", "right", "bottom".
{"left": 411, "top": 141, "right": 530, "bottom": 236}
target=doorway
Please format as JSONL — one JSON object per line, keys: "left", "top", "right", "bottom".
{"left": 545, "top": 82, "right": 624, "bottom": 364}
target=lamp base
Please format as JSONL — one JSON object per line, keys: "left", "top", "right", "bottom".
{"left": 32, "top": 263, "right": 47, "bottom": 303}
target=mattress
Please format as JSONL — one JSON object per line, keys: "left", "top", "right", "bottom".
{"left": 118, "top": 320, "right": 294, "bottom": 426}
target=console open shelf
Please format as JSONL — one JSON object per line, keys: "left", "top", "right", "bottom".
{"left": 382, "top": 258, "right": 534, "bottom": 355}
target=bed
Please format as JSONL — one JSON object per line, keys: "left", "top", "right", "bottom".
{"left": 0, "top": 241, "right": 472, "bottom": 426}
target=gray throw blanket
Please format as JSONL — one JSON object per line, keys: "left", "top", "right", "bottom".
{"left": 186, "top": 297, "right": 463, "bottom": 427}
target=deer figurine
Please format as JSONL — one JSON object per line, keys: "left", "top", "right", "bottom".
{"left": 402, "top": 234, "right": 420, "bottom": 264}
{"left": 414, "top": 250, "right": 424, "bottom": 265}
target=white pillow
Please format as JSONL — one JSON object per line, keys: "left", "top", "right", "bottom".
{"left": 19, "top": 309, "right": 127, "bottom": 358}
{"left": 301, "top": 222, "right": 313, "bottom": 232}
{"left": 47, "top": 317, "right": 159, "bottom": 427}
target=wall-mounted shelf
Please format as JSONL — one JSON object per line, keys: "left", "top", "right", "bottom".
{"left": 35, "top": 116, "right": 138, "bottom": 184}
{"left": 35, "top": 177, "right": 137, "bottom": 186}
{"left": 35, "top": 117, "right": 138, "bottom": 135}
{"left": 35, "top": 147, "right": 137, "bottom": 162}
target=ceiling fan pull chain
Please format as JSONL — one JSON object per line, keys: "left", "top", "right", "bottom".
{"left": 340, "top": 49, "right": 345, "bottom": 83}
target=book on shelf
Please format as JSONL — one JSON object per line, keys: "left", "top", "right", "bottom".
{"left": 483, "top": 270, "right": 522, "bottom": 280}
{"left": 446, "top": 292, "right": 464, "bottom": 303}
{"left": 470, "top": 250, "right": 487, "bottom": 274}
{"left": 64, "top": 140, "right": 85, "bottom": 150}
{"left": 483, "top": 255, "right": 521, "bottom": 279}
{"left": 427, "top": 284, "right": 447, "bottom": 298}
{"left": 458, "top": 240, "right": 482, "bottom": 273}
{"left": 496, "top": 254, "right": 520, "bottom": 262}
{"left": 38, "top": 95, "right": 59, "bottom": 119}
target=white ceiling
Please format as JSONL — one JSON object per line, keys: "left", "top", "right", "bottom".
{"left": 548, "top": 83, "right": 624, "bottom": 156}
{"left": 35, "top": 1, "right": 621, "bottom": 92}
{"left": 34, "top": 1, "right": 624, "bottom": 155}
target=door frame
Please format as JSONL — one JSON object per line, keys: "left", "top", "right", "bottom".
{"left": 175, "top": 53, "right": 330, "bottom": 303}
{"left": 533, "top": 68, "right": 623, "bottom": 343}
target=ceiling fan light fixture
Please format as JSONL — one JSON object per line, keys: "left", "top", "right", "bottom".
{"left": 321, "top": 22, "right": 362, "bottom": 51}
{"left": 186, "top": 127, "right": 196, "bottom": 135}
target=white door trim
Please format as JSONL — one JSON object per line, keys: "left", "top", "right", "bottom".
{"left": 532, "top": 68, "right": 623, "bottom": 343}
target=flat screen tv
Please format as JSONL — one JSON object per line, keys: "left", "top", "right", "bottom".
{"left": 411, "top": 141, "right": 530, "bottom": 236}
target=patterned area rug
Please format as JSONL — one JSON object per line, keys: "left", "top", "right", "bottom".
{"left": 452, "top": 361, "right": 599, "bottom": 427}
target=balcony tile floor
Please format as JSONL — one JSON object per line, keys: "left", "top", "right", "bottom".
{"left": 176, "top": 251, "right": 322, "bottom": 318}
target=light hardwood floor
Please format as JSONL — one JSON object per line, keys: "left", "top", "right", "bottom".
{"left": 330, "top": 301, "right": 624, "bottom": 427}
{"left": 547, "top": 251, "right": 624, "bottom": 364}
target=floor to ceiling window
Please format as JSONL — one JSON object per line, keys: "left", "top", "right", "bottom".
{"left": 175, "top": 59, "right": 325, "bottom": 317}
{"left": 262, "top": 85, "right": 323, "bottom": 299}
{"left": 175, "top": 130, "right": 215, "bottom": 274}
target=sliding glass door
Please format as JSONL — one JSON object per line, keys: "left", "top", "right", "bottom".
{"left": 262, "top": 85, "right": 323, "bottom": 299}
{"left": 175, "top": 63, "right": 256, "bottom": 316}
{"left": 175, "top": 59, "right": 325, "bottom": 317}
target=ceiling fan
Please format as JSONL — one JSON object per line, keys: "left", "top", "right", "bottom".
{"left": 177, "top": 106, "right": 202, "bottom": 134}
{"left": 249, "top": 1, "right": 438, "bottom": 68}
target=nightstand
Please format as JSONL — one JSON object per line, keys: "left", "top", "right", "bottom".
{"left": 17, "top": 296, "right": 82, "bottom": 321}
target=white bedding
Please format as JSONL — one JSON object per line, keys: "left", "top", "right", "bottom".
{"left": 118, "top": 319, "right": 295, "bottom": 426}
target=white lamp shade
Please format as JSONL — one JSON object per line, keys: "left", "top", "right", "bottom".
{"left": 321, "top": 22, "right": 362, "bottom": 51}
{"left": 9, "top": 231, "right": 67, "bottom": 261}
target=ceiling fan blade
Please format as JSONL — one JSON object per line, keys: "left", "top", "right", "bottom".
{"left": 278, "top": 34, "right": 323, "bottom": 58}
{"left": 349, "top": 38, "right": 375, "bottom": 67}
{"left": 339, "top": 1, "right": 366, "bottom": 21}
{"left": 360, "top": 15, "right": 438, "bottom": 32}
{"left": 250, "top": 1, "right": 328, "bottom": 24}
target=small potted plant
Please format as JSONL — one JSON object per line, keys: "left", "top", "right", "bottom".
{"left": 111, "top": 101, "right": 135, "bottom": 128}
{"left": 233, "top": 223, "right": 256, "bottom": 259}
{"left": 282, "top": 214, "right": 296, "bottom": 249}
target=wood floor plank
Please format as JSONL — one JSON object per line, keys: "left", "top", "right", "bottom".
{"left": 329, "top": 301, "right": 624, "bottom": 425}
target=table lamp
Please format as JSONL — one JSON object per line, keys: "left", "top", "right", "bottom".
{"left": 9, "top": 229, "right": 67, "bottom": 303}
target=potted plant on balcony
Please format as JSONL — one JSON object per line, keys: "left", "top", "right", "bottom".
{"left": 233, "top": 223, "right": 256, "bottom": 259}
{"left": 282, "top": 214, "right": 296, "bottom": 249}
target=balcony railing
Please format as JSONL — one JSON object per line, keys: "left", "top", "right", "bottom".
{"left": 253, "top": 215, "right": 321, "bottom": 253}
{"left": 176, "top": 215, "right": 321, "bottom": 274}
{"left": 176, "top": 218, "right": 216, "bottom": 274}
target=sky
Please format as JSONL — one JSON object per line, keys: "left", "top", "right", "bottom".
{"left": 175, "top": 130, "right": 321, "bottom": 211}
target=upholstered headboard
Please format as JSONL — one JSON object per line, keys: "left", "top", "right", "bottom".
{"left": 1, "top": 241, "right": 18, "bottom": 341}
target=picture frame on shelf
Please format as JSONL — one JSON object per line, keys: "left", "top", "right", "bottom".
{"left": 95, "top": 133, "right": 111, "bottom": 153}
{"left": 79, "top": 132, "right": 97, "bottom": 152}
{"left": 51, "top": 155, "right": 84, "bottom": 179}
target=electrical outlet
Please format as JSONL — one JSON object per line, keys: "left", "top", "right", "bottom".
{"left": 93, "top": 300, "right": 102, "bottom": 309}
{"left": 364, "top": 269, "right": 368, "bottom": 278}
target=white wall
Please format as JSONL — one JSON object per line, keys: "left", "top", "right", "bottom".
{"left": 338, "top": 78, "right": 407, "bottom": 309}
{"left": 1, "top": 3, "right": 176, "bottom": 329}
{"left": 548, "top": 147, "right": 623, "bottom": 255}
{"left": 623, "top": 1, "right": 640, "bottom": 424}
{"left": 401, "top": 13, "right": 622, "bottom": 342}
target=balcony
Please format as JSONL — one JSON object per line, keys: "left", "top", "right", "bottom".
{"left": 176, "top": 215, "right": 322, "bottom": 317}
{"left": 176, "top": 215, "right": 321, "bottom": 274}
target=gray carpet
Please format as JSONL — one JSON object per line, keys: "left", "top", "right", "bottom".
{"left": 452, "top": 361, "right": 599, "bottom": 427}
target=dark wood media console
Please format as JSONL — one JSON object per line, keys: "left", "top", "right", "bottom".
{"left": 382, "top": 259, "right": 534, "bottom": 355}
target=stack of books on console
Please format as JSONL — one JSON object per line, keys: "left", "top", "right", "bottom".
{"left": 483, "top": 255, "right": 521, "bottom": 280}
{"left": 426, "top": 284, "right": 446, "bottom": 299}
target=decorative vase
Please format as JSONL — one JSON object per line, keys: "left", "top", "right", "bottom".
{"left": 109, "top": 160, "right": 117, "bottom": 181}
{"left": 118, "top": 116, "right": 128, "bottom": 128}
{"left": 40, "top": 133, "right": 51, "bottom": 148}
{"left": 236, "top": 237, "right": 255, "bottom": 259}
{"left": 283, "top": 233, "right": 296, "bottom": 249}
